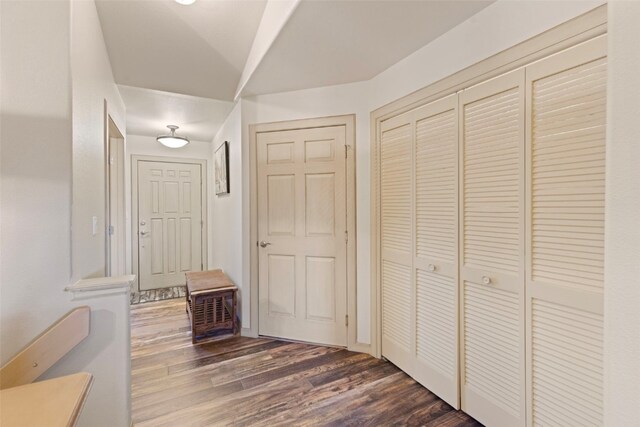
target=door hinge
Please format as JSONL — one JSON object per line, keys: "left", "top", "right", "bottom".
{"left": 201, "top": 220, "right": 204, "bottom": 228}
{"left": 107, "top": 225, "right": 114, "bottom": 235}
{"left": 345, "top": 314, "right": 349, "bottom": 327}
{"left": 345, "top": 230, "right": 348, "bottom": 244}
{"left": 344, "top": 144, "right": 352, "bottom": 159}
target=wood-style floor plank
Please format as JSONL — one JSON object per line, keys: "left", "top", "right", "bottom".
{"left": 131, "top": 299, "right": 482, "bottom": 426}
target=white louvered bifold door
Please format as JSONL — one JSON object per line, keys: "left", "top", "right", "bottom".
{"left": 459, "top": 69, "right": 526, "bottom": 427}
{"left": 412, "top": 94, "right": 459, "bottom": 408}
{"left": 380, "top": 95, "right": 460, "bottom": 408}
{"left": 380, "top": 112, "right": 415, "bottom": 373}
{"left": 525, "top": 36, "right": 607, "bottom": 427}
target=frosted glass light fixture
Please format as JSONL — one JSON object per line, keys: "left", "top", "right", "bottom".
{"left": 157, "top": 125, "right": 189, "bottom": 148}
{"left": 175, "top": 0, "right": 196, "bottom": 5}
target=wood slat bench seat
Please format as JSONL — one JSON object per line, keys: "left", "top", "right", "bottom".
{"left": 186, "top": 270, "right": 239, "bottom": 344}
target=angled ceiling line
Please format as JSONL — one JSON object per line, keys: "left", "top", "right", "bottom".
{"left": 234, "top": 0, "right": 302, "bottom": 101}
{"left": 118, "top": 84, "right": 234, "bottom": 142}
{"left": 96, "top": 0, "right": 267, "bottom": 101}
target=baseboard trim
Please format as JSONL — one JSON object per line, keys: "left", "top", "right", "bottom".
{"left": 241, "top": 327, "right": 258, "bottom": 338}
{"left": 347, "top": 342, "right": 373, "bottom": 356}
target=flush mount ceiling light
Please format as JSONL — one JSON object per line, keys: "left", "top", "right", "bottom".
{"left": 175, "top": 0, "right": 196, "bottom": 5}
{"left": 157, "top": 125, "right": 190, "bottom": 148}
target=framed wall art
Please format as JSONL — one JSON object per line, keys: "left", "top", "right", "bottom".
{"left": 215, "top": 141, "right": 230, "bottom": 195}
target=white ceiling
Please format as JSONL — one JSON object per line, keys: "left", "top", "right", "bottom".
{"left": 96, "top": 0, "right": 267, "bottom": 101}
{"left": 96, "top": 0, "right": 494, "bottom": 139}
{"left": 118, "top": 85, "right": 234, "bottom": 141}
{"left": 241, "top": 0, "right": 494, "bottom": 96}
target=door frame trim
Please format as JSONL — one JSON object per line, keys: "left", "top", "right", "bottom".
{"left": 131, "top": 155, "right": 209, "bottom": 292}
{"left": 369, "top": 5, "right": 607, "bottom": 359}
{"left": 105, "top": 109, "right": 125, "bottom": 277}
{"left": 249, "top": 114, "right": 360, "bottom": 351}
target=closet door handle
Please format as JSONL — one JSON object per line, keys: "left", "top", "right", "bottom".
{"left": 428, "top": 264, "right": 436, "bottom": 272}
{"left": 482, "top": 276, "right": 492, "bottom": 285}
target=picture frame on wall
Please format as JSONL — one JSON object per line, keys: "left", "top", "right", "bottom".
{"left": 215, "top": 141, "right": 230, "bottom": 195}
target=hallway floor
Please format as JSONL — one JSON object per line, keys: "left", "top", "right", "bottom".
{"left": 131, "top": 299, "right": 481, "bottom": 426}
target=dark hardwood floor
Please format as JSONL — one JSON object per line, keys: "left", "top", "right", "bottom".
{"left": 131, "top": 299, "right": 481, "bottom": 427}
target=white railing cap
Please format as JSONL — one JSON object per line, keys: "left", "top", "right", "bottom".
{"left": 66, "top": 275, "right": 135, "bottom": 293}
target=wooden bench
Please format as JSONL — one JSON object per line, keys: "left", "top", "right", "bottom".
{"left": 0, "top": 306, "right": 93, "bottom": 427}
{"left": 186, "top": 270, "right": 239, "bottom": 344}
{"left": 1, "top": 372, "right": 93, "bottom": 427}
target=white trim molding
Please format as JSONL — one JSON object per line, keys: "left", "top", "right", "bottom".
{"left": 65, "top": 275, "right": 135, "bottom": 300}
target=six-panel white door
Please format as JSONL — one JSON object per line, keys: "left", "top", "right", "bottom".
{"left": 138, "top": 161, "right": 203, "bottom": 290}
{"left": 257, "top": 126, "right": 348, "bottom": 346}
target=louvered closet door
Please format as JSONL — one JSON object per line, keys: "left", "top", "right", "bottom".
{"left": 412, "top": 94, "right": 459, "bottom": 408}
{"left": 459, "top": 69, "right": 526, "bottom": 427}
{"left": 525, "top": 36, "right": 607, "bottom": 427}
{"left": 380, "top": 112, "right": 414, "bottom": 373}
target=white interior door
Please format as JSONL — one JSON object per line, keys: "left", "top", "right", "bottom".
{"left": 137, "top": 160, "right": 203, "bottom": 291}
{"left": 257, "top": 126, "right": 347, "bottom": 347}
{"left": 380, "top": 111, "right": 414, "bottom": 370}
{"left": 525, "top": 36, "right": 606, "bottom": 427}
{"left": 412, "top": 94, "right": 459, "bottom": 408}
{"left": 459, "top": 69, "right": 526, "bottom": 427}
{"left": 379, "top": 94, "right": 459, "bottom": 409}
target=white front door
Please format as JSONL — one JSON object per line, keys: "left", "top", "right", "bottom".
{"left": 137, "top": 160, "right": 203, "bottom": 291}
{"left": 257, "top": 126, "right": 348, "bottom": 346}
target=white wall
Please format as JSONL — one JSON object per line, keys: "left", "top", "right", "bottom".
{"left": 368, "top": 0, "right": 605, "bottom": 110}
{"left": 124, "top": 134, "right": 213, "bottom": 285}
{"left": 604, "top": 1, "right": 640, "bottom": 424}
{"left": 44, "top": 288, "right": 132, "bottom": 427}
{"left": 69, "top": 5, "right": 132, "bottom": 423}
{"left": 1, "top": 1, "right": 131, "bottom": 426}
{"left": 71, "top": 0, "right": 126, "bottom": 281}
{"left": 1, "top": 0, "right": 74, "bottom": 363}
{"left": 210, "top": 102, "right": 246, "bottom": 323}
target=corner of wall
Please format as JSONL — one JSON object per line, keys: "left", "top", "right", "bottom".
{"left": 70, "top": 0, "right": 127, "bottom": 281}
{"left": 604, "top": 1, "right": 640, "bottom": 424}
{"left": 208, "top": 101, "right": 249, "bottom": 327}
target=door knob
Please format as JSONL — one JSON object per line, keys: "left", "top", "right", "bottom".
{"left": 259, "top": 241, "right": 272, "bottom": 248}
{"left": 482, "top": 276, "right": 492, "bottom": 285}
{"left": 427, "top": 264, "right": 436, "bottom": 272}
{"left": 140, "top": 231, "right": 149, "bottom": 236}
